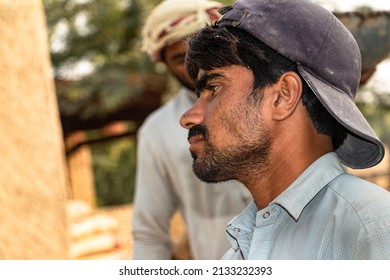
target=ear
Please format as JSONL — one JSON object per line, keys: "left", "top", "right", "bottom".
{"left": 271, "top": 72, "right": 302, "bottom": 121}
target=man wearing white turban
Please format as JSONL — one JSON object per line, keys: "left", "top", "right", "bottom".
{"left": 132, "top": 0, "right": 251, "bottom": 260}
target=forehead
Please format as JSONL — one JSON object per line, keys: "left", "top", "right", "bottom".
{"left": 165, "top": 40, "right": 188, "bottom": 60}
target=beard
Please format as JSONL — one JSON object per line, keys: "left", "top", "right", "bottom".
{"left": 189, "top": 123, "right": 272, "bottom": 184}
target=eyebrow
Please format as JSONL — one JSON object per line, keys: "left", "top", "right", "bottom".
{"left": 194, "top": 72, "right": 225, "bottom": 95}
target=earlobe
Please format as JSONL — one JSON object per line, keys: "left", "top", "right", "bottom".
{"left": 272, "top": 72, "right": 302, "bottom": 121}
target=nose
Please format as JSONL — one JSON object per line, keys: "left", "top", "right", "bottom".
{"left": 180, "top": 101, "right": 204, "bottom": 130}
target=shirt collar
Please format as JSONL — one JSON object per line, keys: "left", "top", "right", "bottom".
{"left": 272, "top": 152, "right": 345, "bottom": 221}
{"left": 225, "top": 201, "right": 257, "bottom": 258}
{"left": 226, "top": 152, "right": 346, "bottom": 258}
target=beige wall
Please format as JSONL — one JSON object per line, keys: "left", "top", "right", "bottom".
{"left": 0, "top": 1, "right": 69, "bottom": 259}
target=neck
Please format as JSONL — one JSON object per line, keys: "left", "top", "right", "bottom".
{"left": 242, "top": 129, "right": 333, "bottom": 210}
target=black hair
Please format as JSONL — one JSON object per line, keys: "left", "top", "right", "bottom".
{"left": 186, "top": 24, "right": 347, "bottom": 149}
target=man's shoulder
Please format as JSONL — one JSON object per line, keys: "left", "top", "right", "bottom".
{"left": 328, "top": 173, "right": 390, "bottom": 218}
{"left": 139, "top": 97, "right": 181, "bottom": 132}
{"left": 330, "top": 173, "right": 390, "bottom": 198}
{"left": 138, "top": 91, "right": 193, "bottom": 144}
{"left": 141, "top": 89, "right": 193, "bottom": 131}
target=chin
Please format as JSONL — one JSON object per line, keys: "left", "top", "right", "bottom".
{"left": 192, "top": 162, "right": 232, "bottom": 184}
{"left": 190, "top": 151, "right": 198, "bottom": 160}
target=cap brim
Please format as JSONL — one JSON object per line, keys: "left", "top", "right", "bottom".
{"left": 298, "top": 66, "right": 385, "bottom": 169}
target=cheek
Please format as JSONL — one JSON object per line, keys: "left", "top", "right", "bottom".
{"left": 175, "top": 64, "right": 186, "bottom": 76}
{"left": 172, "top": 64, "right": 190, "bottom": 79}
{"left": 205, "top": 99, "right": 246, "bottom": 147}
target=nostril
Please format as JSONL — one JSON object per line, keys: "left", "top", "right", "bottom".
{"left": 185, "top": 122, "right": 194, "bottom": 129}
{"left": 181, "top": 120, "right": 194, "bottom": 130}
{"left": 179, "top": 116, "right": 189, "bottom": 129}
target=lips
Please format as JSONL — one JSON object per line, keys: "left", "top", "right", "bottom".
{"left": 188, "top": 134, "right": 205, "bottom": 145}
{"left": 187, "top": 125, "right": 207, "bottom": 152}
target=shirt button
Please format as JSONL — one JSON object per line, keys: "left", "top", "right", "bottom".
{"left": 263, "top": 212, "right": 270, "bottom": 219}
{"left": 233, "top": 227, "right": 241, "bottom": 232}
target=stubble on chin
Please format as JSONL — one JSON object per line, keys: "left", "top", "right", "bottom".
{"left": 191, "top": 131, "right": 272, "bottom": 184}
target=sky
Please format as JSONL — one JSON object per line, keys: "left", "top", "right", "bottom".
{"left": 317, "top": 0, "right": 390, "bottom": 11}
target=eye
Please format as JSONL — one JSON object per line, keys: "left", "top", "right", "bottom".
{"left": 206, "top": 84, "right": 219, "bottom": 95}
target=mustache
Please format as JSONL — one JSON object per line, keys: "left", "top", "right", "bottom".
{"left": 188, "top": 125, "right": 207, "bottom": 140}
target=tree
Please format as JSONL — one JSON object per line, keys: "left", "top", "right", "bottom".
{"left": 44, "top": 0, "right": 167, "bottom": 138}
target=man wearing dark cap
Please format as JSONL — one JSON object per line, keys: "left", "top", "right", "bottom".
{"left": 180, "top": 0, "right": 390, "bottom": 259}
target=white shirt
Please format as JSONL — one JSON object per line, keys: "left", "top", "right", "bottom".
{"left": 223, "top": 153, "right": 390, "bottom": 259}
{"left": 132, "top": 88, "right": 252, "bottom": 260}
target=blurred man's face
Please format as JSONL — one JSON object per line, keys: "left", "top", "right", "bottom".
{"left": 164, "top": 40, "right": 194, "bottom": 91}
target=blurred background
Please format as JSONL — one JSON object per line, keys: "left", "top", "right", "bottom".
{"left": 1, "top": 0, "right": 390, "bottom": 259}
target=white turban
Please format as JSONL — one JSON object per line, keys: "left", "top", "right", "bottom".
{"left": 142, "top": 0, "right": 223, "bottom": 62}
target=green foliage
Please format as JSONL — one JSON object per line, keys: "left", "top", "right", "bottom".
{"left": 45, "top": 0, "right": 143, "bottom": 70}
{"left": 56, "top": 63, "right": 144, "bottom": 119}
{"left": 44, "top": 0, "right": 160, "bottom": 118}
{"left": 43, "top": 0, "right": 155, "bottom": 206}
{"left": 91, "top": 134, "right": 137, "bottom": 206}
{"left": 357, "top": 102, "right": 390, "bottom": 144}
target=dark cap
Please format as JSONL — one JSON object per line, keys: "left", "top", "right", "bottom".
{"left": 217, "top": 0, "right": 384, "bottom": 169}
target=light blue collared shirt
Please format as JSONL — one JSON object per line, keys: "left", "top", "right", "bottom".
{"left": 223, "top": 152, "right": 390, "bottom": 259}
